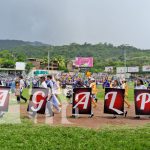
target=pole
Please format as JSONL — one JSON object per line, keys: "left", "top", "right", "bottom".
{"left": 48, "top": 50, "right": 49, "bottom": 71}
{"left": 123, "top": 45, "right": 127, "bottom": 79}
{"left": 124, "top": 48, "right": 126, "bottom": 69}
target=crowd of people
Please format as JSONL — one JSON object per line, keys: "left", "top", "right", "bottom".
{"left": 1, "top": 71, "right": 150, "bottom": 118}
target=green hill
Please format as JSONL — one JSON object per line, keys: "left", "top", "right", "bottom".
{"left": 0, "top": 40, "right": 47, "bottom": 49}
{"left": 0, "top": 40, "right": 150, "bottom": 71}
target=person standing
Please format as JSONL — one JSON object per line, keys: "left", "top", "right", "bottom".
{"left": 40, "top": 76, "right": 47, "bottom": 88}
{"left": 29, "top": 76, "right": 54, "bottom": 118}
{"left": 111, "top": 80, "right": 121, "bottom": 89}
{"left": 0, "top": 80, "right": 2, "bottom": 86}
{"left": 16, "top": 76, "right": 27, "bottom": 103}
{"left": 15, "top": 82, "right": 21, "bottom": 103}
{"left": 46, "top": 75, "right": 61, "bottom": 112}
{"left": 102, "top": 77, "right": 110, "bottom": 89}
{"left": 122, "top": 80, "right": 130, "bottom": 108}
{"left": 53, "top": 77, "right": 62, "bottom": 105}
{"left": 0, "top": 79, "right": 5, "bottom": 117}
{"left": 89, "top": 78, "right": 98, "bottom": 107}
{"left": 40, "top": 76, "right": 54, "bottom": 117}
{"left": 134, "top": 79, "right": 147, "bottom": 119}
{"left": 32, "top": 77, "right": 39, "bottom": 87}
{"left": 11, "top": 79, "right": 16, "bottom": 93}
{"left": 111, "top": 79, "right": 127, "bottom": 118}
{"left": 134, "top": 79, "right": 147, "bottom": 89}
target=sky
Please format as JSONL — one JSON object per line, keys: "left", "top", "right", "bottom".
{"left": 0, "top": 0, "right": 150, "bottom": 49}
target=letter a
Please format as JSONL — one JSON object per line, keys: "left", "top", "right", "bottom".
{"left": 73, "top": 92, "right": 90, "bottom": 109}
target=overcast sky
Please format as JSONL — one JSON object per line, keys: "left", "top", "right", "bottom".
{"left": 0, "top": 0, "right": 150, "bottom": 49}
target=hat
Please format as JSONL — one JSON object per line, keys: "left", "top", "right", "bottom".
{"left": 90, "top": 78, "right": 95, "bottom": 81}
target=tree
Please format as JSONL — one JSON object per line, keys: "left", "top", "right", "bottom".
{"left": 15, "top": 53, "right": 26, "bottom": 62}
{"left": 26, "top": 62, "right": 34, "bottom": 73}
{"left": 0, "top": 50, "right": 13, "bottom": 59}
{"left": 1, "top": 60, "right": 15, "bottom": 68}
{"left": 50, "top": 55, "right": 66, "bottom": 70}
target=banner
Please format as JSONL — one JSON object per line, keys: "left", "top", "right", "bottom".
{"left": 34, "top": 70, "right": 48, "bottom": 76}
{"left": 142, "top": 66, "right": 150, "bottom": 72}
{"left": 104, "top": 88, "right": 125, "bottom": 115}
{"left": 15, "top": 62, "right": 26, "bottom": 70}
{"left": 134, "top": 89, "right": 150, "bottom": 115}
{"left": 105, "top": 66, "right": 113, "bottom": 73}
{"left": 0, "top": 87, "right": 10, "bottom": 112}
{"left": 116, "top": 67, "right": 127, "bottom": 73}
{"left": 75, "top": 57, "right": 93, "bottom": 68}
{"left": 72, "top": 88, "right": 92, "bottom": 115}
{"left": 27, "top": 88, "right": 49, "bottom": 114}
{"left": 128, "top": 67, "right": 139, "bottom": 73}
{"left": 116, "top": 73, "right": 131, "bottom": 80}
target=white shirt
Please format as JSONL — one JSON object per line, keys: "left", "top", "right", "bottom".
{"left": 20, "top": 79, "right": 25, "bottom": 88}
{"left": 40, "top": 81, "right": 52, "bottom": 101}
{"left": 135, "top": 85, "right": 147, "bottom": 89}
{"left": 122, "top": 83, "right": 125, "bottom": 89}
{"left": 112, "top": 86, "right": 121, "bottom": 89}
{"left": 20, "top": 79, "right": 25, "bottom": 92}
{"left": 41, "top": 81, "right": 47, "bottom": 88}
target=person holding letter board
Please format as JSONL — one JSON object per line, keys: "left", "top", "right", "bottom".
{"left": 122, "top": 80, "right": 130, "bottom": 108}
{"left": 104, "top": 80, "right": 127, "bottom": 118}
{"left": 89, "top": 78, "right": 98, "bottom": 108}
{"left": 28, "top": 76, "right": 54, "bottom": 118}
{"left": 134, "top": 79, "right": 150, "bottom": 119}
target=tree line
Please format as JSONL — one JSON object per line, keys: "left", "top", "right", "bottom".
{"left": 0, "top": 41, "right": 150, "bottom": 72}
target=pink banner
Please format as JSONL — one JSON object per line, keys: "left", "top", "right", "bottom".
{"left": 75, "top": 57, "right": 93, "bottom": 67}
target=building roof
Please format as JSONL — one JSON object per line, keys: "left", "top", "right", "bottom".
{"left": 0, "top": 68, "right": 25, "bottom": 71}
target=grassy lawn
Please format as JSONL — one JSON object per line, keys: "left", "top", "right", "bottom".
{"left": 0, "top": 120, "right": 149, "bottom": 150}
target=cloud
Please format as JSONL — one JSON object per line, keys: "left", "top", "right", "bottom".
{"left": 0, "top": 0, "right": 150, "bottom": 49}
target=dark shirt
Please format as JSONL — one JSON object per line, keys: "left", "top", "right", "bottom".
{"left": 103, "top": 80, "right": 110, "bottom": 89}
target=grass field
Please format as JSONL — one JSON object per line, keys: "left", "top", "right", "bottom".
{"left": 0, "top": 120, "right": 149, "bottom": 150}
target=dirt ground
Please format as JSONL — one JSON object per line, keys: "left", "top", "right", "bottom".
{"left": 20, "top": 101, "right": 150, "bottom": 129}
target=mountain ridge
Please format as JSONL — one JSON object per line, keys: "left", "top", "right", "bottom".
{"left": 0, "top": 39, "right": 49, "bottom": 49}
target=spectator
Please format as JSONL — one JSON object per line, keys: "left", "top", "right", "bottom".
{"left": 102, "top": 77, "right": 110, "bottom": 89}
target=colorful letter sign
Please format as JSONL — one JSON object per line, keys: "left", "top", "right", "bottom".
{"left": 104, "top": 88, "right": 125, "bottom": 115}
{"left": 134, "top": 89, "right": 150, "bottom": 115}
{"left": 27, "top": 88, "right": 49, "bottom": 114}
{"left": 72, "top": 88, "right": 91, "bottom": 115}
{"left": 0, "top": 87, "right": 10, "bottom": 112}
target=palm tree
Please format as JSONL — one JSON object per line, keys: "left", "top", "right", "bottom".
{"left": 40, "top": 57, "right": 48, "bottom": 69}
{"left": 50, "top": 55, "right": 66, "bottom": 70}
